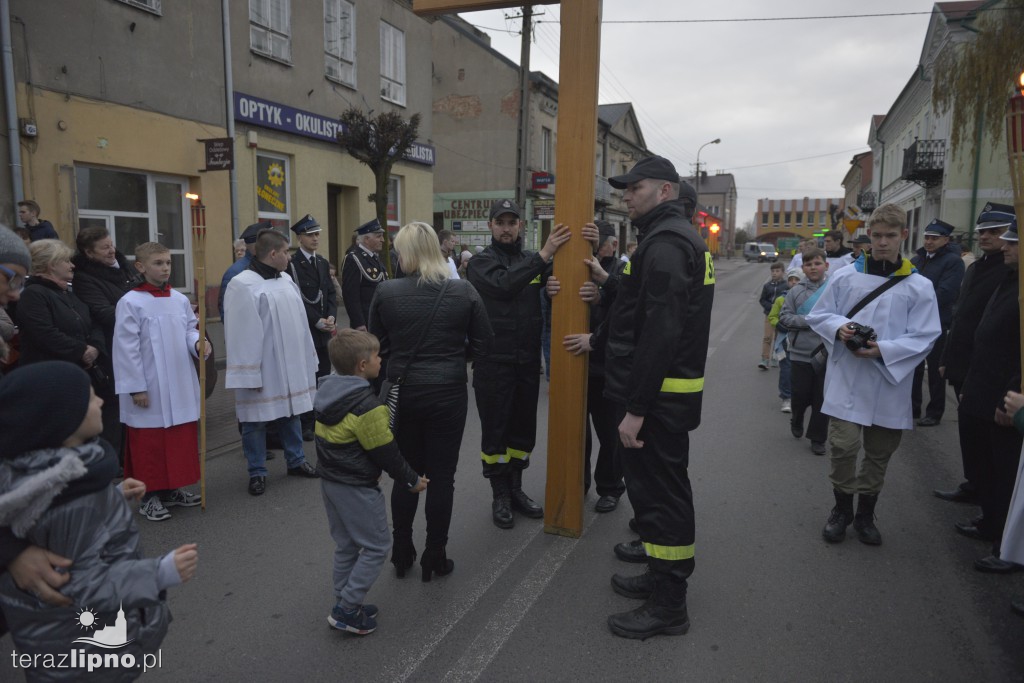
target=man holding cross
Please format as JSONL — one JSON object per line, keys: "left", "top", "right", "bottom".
{"left": 563, "top": 156, "right": 714, "bottom": 639}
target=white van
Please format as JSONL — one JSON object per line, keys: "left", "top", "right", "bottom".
{"left": 743, "top": 242, "right": 779, "bottom": 263}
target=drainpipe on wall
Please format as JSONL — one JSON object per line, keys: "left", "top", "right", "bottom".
{"left": 1, "top": 0, "right": 24, "bottom": 223}
{"left": 222, "top": 0, "right": 238, "bottom": 238}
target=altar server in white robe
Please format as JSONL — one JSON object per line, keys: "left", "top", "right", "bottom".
{"left": 989, "top": 392, "right": 1024, "bottom": 615}
{"left": 807, "top": 203, "right": 940, "bottom": 546}
{"left": 224, "top": 228, "right": 320, "bottom": 497}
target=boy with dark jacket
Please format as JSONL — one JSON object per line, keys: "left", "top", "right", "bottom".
{"left": 315, "top": 329, "right": 427, "bottom": 636}
{"left": 758, "top": 262, "right": 788, "bottom": 369}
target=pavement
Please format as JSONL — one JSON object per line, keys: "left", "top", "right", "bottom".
{"left": 3, "top": 255, "right": 1023, "bottom": 682}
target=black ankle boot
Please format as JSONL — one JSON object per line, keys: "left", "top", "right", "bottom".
{"left": 509, "top": 469, "right": 543, "bottom": 518}
{"left": 391, "top": 535, "right": 417, "bottom": 578}
{"left": 822, "top": 489, "right": 855, "bottom": 543}
{"left": 607, "top": 574, "right": 689, "bottom": 640}
{"left": 853, "top": 494, "right": 882, "bottom": 545}
{"left": 490, "top": 476, "right": 514, "bottom": 529}
{"left": 420, "top": 545, "right": 454, "bottom": 582}
{"left": 611, "top": 571, "right": 656, "bottom": 600}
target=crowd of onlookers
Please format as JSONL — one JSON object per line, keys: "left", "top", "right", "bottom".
{"left": 756, "top": 208, "right": 1024, "bottom": 617}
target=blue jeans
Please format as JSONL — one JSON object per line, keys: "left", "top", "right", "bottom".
{"left": 778, "top": 354, "right": 791, "bottom": 399}
{"left": 242, "top": 415, "right": 306, "bottom": 477}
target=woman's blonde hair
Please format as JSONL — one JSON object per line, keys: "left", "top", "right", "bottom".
{"left": 393, "top": 222, "right": 449, "bottom": 285}
{"left": 29, "top": 239, "right": 73, "bottom": 275}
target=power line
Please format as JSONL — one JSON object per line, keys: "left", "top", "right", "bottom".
{"left": 725, "top": 147, "right": 868, "bottom": 171}
{"left": 535, "top": 6, "right": 1019, "bottom": 25}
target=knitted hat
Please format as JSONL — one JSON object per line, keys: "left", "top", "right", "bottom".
{"left": 0, "top": 361, "right": 93, "bottom": 458}
{"left": 0, "top": 225, "right": 30, "bottom": 270}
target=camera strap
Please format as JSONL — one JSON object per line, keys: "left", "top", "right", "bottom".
{"left": 810, "top": 274, "right": 909, "bottom": 360}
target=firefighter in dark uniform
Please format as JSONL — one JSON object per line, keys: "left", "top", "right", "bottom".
{"left": 467, "top": 198, "right": 570, "bottom": 529}
{"left": 564, "top": 156, "right": 713, "bottom": 639}
{"left": 341, "top": 218, "right": 388, "bottom": 331}
{"left": 289, "top": 214, "right": 336, "bottom": 440}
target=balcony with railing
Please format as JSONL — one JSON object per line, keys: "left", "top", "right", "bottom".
{"left": 901, "top": 139, "right": 945, "bottom": 188}
{"left": 595, "top": 175, "right": 613, "bottom": 205}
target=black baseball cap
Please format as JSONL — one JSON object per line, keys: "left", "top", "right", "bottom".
{"left": 489, "top": 199, "right": 522, "bottom": 221}
{"left": 608, "top": 156, "right": 679, "bottom": 189}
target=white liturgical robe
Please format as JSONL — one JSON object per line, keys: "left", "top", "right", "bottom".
{"left": 224, "top": 269, "right": 318, "bottom": 423}
{"left": 113, "top": 289, "right": 201, "bottom": 428}
{"left": 1001, "top": 447, "right": 1024, "bottom": 566}
{"left": 806, "top": 264, "right": 940, "bottom": 430}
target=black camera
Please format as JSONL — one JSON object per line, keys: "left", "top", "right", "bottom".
{"left": 845, "top": 323, "right": 877, "bottom": 351}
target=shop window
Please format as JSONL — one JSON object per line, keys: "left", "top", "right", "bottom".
{"left": 250, "top": 0, "right": 291, "bottom": 64}
{"left": 325, "top": 0, "right": 356, "bottom": 87}
{"left": 380, "top": 22, "right": 406, "bottom": 106}
{"left": 256, "top": 153, "right": 291, "bottom": 234}
{"left": 386, "top": 176, "right": 401, "bottom": 230}
{"left": 76, "top": 166, "right": 192, "bottom": 291}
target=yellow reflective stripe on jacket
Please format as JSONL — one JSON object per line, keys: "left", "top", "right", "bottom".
{"left": 530, "top": 274, "right": 542, "bottom": 285}
{"left": 660, "top": 377, "right": 704, "bottom": 393}
{"left": 481, "top": 448, "right": 532, "bottom": 464}
{"left": 704, "top": 252, "right": 716, "bottom": 285}
{"left": 643, "top": 542, "right": 695, "bottom": 561}
{"left": 622, "top": 260, "right": 631, "bottom": 275}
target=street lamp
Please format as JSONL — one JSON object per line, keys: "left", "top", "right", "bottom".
{"left": 694, "top": 138, "right": 721, "bottom": 199}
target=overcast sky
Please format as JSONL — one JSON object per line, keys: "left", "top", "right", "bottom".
{"left": 458, "top": 0, "right": 941, "bottom": 227}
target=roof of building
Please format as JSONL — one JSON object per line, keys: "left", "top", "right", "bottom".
{"left": 680, "top": 173, "right": 736, "bottom": 195}
{"left": 598, "top": 103, "right": 632, "bottom": 128}
{"left": 935, "top": 1, "right": 984, "bottom": 22}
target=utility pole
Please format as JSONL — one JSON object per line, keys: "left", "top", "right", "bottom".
{"left": 514, "top": 6, "right": 533, "bottom": 224}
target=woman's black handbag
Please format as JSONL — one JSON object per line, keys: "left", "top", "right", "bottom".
{"left": 379, "top": 280, "right": 449, "bottom": 430}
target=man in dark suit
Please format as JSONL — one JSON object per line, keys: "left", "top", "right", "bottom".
{"left": 341, "top": 219, "right": 388, "bottom": 332}
{"left": 290, "top": 214, "right": 336, "bottom": 441}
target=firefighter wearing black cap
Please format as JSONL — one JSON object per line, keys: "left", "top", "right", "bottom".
{"left": 564, "top": 155, "right": 714, "bottom": 639}
{"left": 290, "top": 214, "right": 337, "bottom": 440}
{"left": 341, "top": 218, "right": 388, "bottom": 331}
{"left": 467, "top": 198, "right": 571, "bottom": 529}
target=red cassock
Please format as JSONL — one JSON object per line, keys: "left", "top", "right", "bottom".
{"left": 125, "top": 422, "right": 200, "bottom": 491}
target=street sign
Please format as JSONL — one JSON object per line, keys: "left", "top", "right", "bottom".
{"left": 204, "top": 138, "right": 234, "bottom": 171}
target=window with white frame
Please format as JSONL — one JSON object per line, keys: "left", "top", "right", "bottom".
{"left": 541, "top": 127, "right": 553, "bottom": 172}
{"left": 325, "top": 0, "right": 356, "bottom": 86}
{"left": 380, "top": 22, "right": 406, "bottom": 106}
{"left": 116, "top": 0, "right": 161, "bottom": 14}
{"left": 75, "top": 166, "right": 192, "bottom": 291}
{"left": 386, "top": 177, "right": 401, "bottom": 230}
{"left": 250, "top": 0, "right": 291, "bottom": 64}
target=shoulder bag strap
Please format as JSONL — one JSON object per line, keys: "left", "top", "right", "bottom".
{"left": 846, "top": 274, "right": 907, "bottom": 318}
{"left": 397, "top": 279, "right": 449, "bottom": 383}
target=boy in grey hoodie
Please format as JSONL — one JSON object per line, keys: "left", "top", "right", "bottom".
{"left": 779, "top": 249, "right": 830, "bottom": 455}
{"left": 315, "top": 329, "right": 427, "bottom": 636}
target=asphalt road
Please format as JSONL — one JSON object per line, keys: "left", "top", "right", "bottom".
{"left": 4, "top": 257, "right": 1023, "bottom": 682}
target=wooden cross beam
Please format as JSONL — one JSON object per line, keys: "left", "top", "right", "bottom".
{"left": 414, "top": 0, "right": 601, "bottom": 537}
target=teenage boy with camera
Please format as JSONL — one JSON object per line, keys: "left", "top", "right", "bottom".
{"left": 806, "top": 203, "right": 941, "bottom": 546}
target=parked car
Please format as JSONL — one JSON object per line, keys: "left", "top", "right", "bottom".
{"left": 743, "top": 242, "right": 779, "bottom": 262}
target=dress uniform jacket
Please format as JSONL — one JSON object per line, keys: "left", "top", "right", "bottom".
{"left": 595, "top": 200, "right": 715, "bottom": 434}
{"left": 341, "top": 245, "right": 387, "bottom": 329}
{"left": 940, "top": 251, "right": 1007, "bottom": 386}
{"left": 289, "top": 250, "right": 337, "bottom": 354}
{"left": 960, "top": 269, "right": 1021, "bottom": 419}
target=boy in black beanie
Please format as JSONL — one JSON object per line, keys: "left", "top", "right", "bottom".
{"left": 0, "top": 361, "right": 198, "bottom": 680}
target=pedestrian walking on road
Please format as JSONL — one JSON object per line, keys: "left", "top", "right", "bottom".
{"left": 316, "top": 330, "right": 427, "bottom": 635}
{"left": 769, "top": 269, "right": 801, "bottom": 414}
{"left": 807, "top": 203, "right": 940, "bottom": 546}
{"left": 369, "top": 222, "right": 492, "bottom": 580}
{"left": 757, "top": 262, "right": 787, "bottom": 369}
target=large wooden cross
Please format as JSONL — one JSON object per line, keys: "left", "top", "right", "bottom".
{"left": 415, "top": 0, "right": 601, "bottom": 537}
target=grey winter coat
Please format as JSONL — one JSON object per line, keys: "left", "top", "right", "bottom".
{"left": 779, "top": 278, "right": 827, "bottom": 363}
{"left": 0, "top": 442, "right": 171, "bottom": 682}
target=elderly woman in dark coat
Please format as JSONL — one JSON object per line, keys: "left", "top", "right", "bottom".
{"left": 369, "top": 222, "right": 492, "bottom": 582}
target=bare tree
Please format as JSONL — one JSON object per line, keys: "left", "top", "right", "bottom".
{"left": 337, "top": 108, "right": 422, "bottom": 276}
{"left": 933, "top": 0, "right": 1024, "bottom": 156}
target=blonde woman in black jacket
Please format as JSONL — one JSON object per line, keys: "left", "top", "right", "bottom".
{"left": 369, "top": 222, "right": 492, "bottom": 581}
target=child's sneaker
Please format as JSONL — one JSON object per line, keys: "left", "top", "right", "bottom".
{"left": 781, "top": 399, "right": 792, "bottom": 413}
{"left": 758, "top": 359, "right": 769, "bottom": 370}
{"left": 161, "top": 489, "right": 201, "bottom": 508}
{"left": 139, "top": 497, "right": 171, "bottom": 522}
{"left": 328, "top": 604, "right": 377, "bottom": 635}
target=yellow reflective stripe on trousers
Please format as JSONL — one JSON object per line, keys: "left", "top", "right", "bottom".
{"left": 481, "top": 448, "right": 531, "bottom": 464}
{"left": 660, "top": 377, "right": 704, "bottom": 393}
{"left": 643, "top": 542, "right": 695, "bottom": 561}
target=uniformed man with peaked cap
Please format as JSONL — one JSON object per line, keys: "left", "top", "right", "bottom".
{"left": 341, "top": 218, "right": 388, "bottom": 332}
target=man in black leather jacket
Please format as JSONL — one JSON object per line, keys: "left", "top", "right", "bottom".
{"left": 467, "top": 199, "right": 570, "bottom": 529}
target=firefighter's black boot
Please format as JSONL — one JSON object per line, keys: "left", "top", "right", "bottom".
{"left": 822, "top": 489, "right": 855, "bottom": 543}
{"left": 490, "top": 476, "right": 514, "bottom": 529}
{"left": 607, "top": 573, "right": 689, "bottom": 640}
{"left": 611, "top": 570, "right": 656, "bottom": 600}
{"left": 509, "top": 469, "right": 544, "bottom": 518}
{"left": 853, "top": 493, "right": 882, "bottom": 545}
